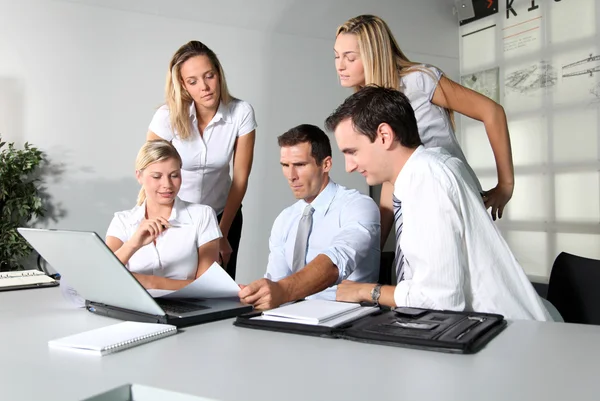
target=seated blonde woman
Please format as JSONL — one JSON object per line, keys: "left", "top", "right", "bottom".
{"left": 105, "top": 139, "right": 222, "bottom": 290}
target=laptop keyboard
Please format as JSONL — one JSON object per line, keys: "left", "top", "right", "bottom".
{"left": 156, "top": 299, "right": 209, "bottom": 315}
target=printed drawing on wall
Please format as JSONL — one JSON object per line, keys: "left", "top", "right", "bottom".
{"left": 562, "top": 53, "right": 600, "bottom": 104}
{"left": 461, "top": 67, "right": 500, "bottom": 103}
{"left": 505, "top": 61, "right": 557, "bottom": 95}
{"left": 591, "top": 83, "right": 600, "bottom": 103}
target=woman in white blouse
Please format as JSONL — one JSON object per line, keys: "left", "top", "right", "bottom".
{"left": 105, "top": 140, "right": 222, "bottom": 290}
{"left": 333, "top": 15, "right": 515, "bottom": 248}
{"left": 147, "top": 40, "right": 257, "bottom": 280}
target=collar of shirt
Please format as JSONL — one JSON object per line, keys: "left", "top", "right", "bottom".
{"left": 394, "top": 145, "right": 425, "bottom": 201}
{"left": 127, "top": 197, "right": 193, "bottom": 227}
{"left": 299, "top": 179, "right": 337, "bottom": 216}
{"left": 188, "top": 101, "right": 232, "bottom": 127}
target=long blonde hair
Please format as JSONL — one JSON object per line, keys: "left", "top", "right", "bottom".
{"left": 164, "top": 40, "right": 233, "bottom": 140}
{"left": 336, "top": 15, "right": 423, "bottom": 91}
{"left": 136, "top": 140, "right": 183, "bottom": 206}
{"left": 336, "top": 15, "right": 455, "bottom": 127}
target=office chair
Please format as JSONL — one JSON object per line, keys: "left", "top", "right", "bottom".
{"left": 546, "top": 252, "right": 600, "bottom": 325}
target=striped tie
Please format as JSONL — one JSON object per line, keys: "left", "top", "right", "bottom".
{"left": 392, "top": 195, "right": 405, "bottom": 282}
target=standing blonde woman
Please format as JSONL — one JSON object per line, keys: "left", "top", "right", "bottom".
{"left": 148, "top": 40, "right": 257, "bottom": 280}
{"left": 105, "top": 140, "right": 221, "bottom": 290}
{"left": 334, "top": 15, "right": 514, "bottom": 249}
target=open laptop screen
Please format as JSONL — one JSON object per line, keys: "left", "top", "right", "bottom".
{"left": 17, "top": 228, "right": 165, "bottom": 316}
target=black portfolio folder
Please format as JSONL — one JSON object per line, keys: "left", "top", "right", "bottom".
{"left": 234, "top": 306, "right": 507, "bottom": 354}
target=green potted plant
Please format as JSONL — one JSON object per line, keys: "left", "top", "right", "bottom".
{"left": 0, "top": 136, "right": 45, "bottom": 271}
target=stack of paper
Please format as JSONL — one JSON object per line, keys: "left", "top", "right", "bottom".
{"left": 257, "top": 300, "right": 376, "bottom": 327}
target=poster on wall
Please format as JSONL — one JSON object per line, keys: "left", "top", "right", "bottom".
{"left": 548, "top": 0, "right": 596, "bottom": 45}
{"left": 460, "top": 20, "right": 498, "bottom": 72}
{"left": 502, "top": 1, "right": 542, "bottom": 58}
{"left": 503, "top": 60, "right": 555, "bottom": 113}
{"left": 552, "top": 48, "right": 600, "bottom": 106}
{"left": 461, "top": 67, "right": 500, "bottom": 102}
{"left": 459, "top": 0, "right": 499, "bottom": 26}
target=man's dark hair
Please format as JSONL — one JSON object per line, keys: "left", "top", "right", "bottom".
{"left": 277, "top": 124, "right": 332, "bottom": 165}
{"left": 324, "top": 85, "right": 422, "bottom": 148}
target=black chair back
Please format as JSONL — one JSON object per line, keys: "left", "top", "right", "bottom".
{"left": 378, "top": 251, "right": 395, "bottom": 285}
{"left": 547, "top": 252, "right": 600, "bottom": 325}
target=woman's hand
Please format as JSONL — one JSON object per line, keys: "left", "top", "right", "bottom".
{"left": 482, "top": 182, "right": 514, "bottom": 221}
{"left": 132, "top": 273, "right": 157, "bottom": 289}
{"left": 219, "top": 237, "right": 233, "bottom": 266}
{"left": 127, "top": 217, "right": 170, "bottom": 250}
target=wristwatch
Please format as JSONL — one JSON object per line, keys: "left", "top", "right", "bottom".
{"left": 370, "top": 284, "right": 383, "bottom": 306}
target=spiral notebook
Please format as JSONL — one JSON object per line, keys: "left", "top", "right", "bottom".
{"left": 48, "top": 321, "right": 177, "bottom": 356}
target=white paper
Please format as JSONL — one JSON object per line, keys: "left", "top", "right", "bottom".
{"left": 82, "top": 383, "right": 219, "bottom": 401}
{"left": 131, "top": 384, "right": 219, "bottom": 401}
{"left": 146, "top": 289, "right": 175, "bottom": 298}
{"left": 59, "top": 280, "right": 86, "bottom": 308}
{"left": 262, "top": 300, "right": 363, "bottom": 324}
{"left": 151, "top": 262, "right": 241, "bottom": 299}
{"left": 254, "top": 305, "right": 379, "bottom": 327}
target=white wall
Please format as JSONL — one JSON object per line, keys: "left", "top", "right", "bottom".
{"left": 458, "top": 0, "right": 600, "bottom": 281}
{"left": 460, "top": 0, "right": 600, "bottom": 282}
{"left": 0, "top": 0, "right": 459, "bottom": 282}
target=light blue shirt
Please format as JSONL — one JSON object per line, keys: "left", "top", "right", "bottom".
{"left": 265, "top": 180, "right": 381, "bottom": 300}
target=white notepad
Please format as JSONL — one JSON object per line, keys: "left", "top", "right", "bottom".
{"left": 0, "top": 269, "right": 56, "bottom": 288}
{"left": 48, "top": 321, "right": 177, "bottom": 356}
{"left": 261, "top": 300, "right": 364, "bottom": 325}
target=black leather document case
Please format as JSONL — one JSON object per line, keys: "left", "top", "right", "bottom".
{"left": 234, "top": 306, "right": 507, "bottom": 354}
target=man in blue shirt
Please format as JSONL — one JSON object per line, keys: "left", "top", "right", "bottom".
{"left": 238, "top": 124, "right": 380, "bottom": 310}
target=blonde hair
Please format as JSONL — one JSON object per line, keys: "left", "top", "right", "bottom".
{"left": 164, "top": 40, "right": 233, "bottom": 140}
{"left": 336, "top": 15, "right": 455, "bottom": 127}
{"left": 136, "top": 140, "right": 183, "bottom": 206}
{"left": 337, "top": 15, "right": 420, "bottom": 90}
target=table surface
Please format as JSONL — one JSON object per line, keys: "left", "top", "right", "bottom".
{"left": 1, "top": 287, "right": 599, "bottom": 401}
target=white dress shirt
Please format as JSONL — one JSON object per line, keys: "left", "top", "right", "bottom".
{"left": 401, "top": 65, "right": 481, "bottom": 191}
{"left": 149, "top": 99, "right": 257, "bottom": 214}
{"left": 106, "top": 197, "right": 222, "bottom": 280}
{"left": 393, "top": 146, "right": 552, "bottom": 321}
{"left": 265, "top": 180, "right": 380, "bottom": 300}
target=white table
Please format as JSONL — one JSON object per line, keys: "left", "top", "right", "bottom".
{"left": 1, "top": 287, "right": 599, "bottom": 401}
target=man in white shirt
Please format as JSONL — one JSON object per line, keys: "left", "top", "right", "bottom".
{"left": 325, "top": 85, "right": 552, "bottom": 321}
{"left": 238, "top": 124, "right": 380, "bottom": 310}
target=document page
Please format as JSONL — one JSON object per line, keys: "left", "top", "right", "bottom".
{"left": 255, "top": 302, "right": 379, "bottom": 327}
{"left": 261, "top": 300, "right": 366, "bottom": 324}
{"left": 147, "top": 262, "right": 240, "bottom": 299}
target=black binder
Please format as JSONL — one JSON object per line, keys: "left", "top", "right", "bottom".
{"left": 234, "top": 306, "right": 507, "bottom": 354}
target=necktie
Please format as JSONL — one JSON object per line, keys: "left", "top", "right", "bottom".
{"left": 393, "top": 195, "right": 405, "bottom": 282}
{"left": 292, "top": 204, "right": 315, "bottom": 272}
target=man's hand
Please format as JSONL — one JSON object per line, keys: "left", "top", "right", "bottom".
{"left": 336, "top": 280, "right": 375, "bottom": 303}
{"left": 238, "top": 278, "right": 288, "bottom": 310}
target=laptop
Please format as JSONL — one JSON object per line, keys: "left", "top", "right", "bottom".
{"left": 17, "top": 228, "right": 253, "bottom": 327}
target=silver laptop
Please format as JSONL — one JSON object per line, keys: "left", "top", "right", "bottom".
{"left": 18, "top": 228, "right": 252, "bottom": 327}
